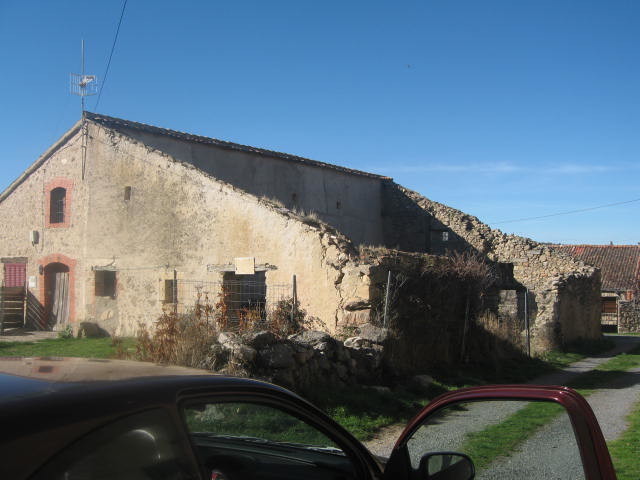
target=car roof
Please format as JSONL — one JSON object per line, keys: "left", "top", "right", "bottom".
{"left": 0, "top": 356, "right": 285, "bottom": 403}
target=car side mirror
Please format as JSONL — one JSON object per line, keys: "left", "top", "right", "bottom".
{"left": 419, "top": 452, "right": 475, "bottom": 480}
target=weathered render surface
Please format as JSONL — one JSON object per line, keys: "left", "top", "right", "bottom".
{"left": 0, "top": 120, "right": 373, "bottom": 335}
{"left": 89, "top": 115, "right": 388, "bottom": 248}
{"left": 0, "top": 113, "right": 602, "bottom": 358}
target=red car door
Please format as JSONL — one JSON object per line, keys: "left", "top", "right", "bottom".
{"left": 383, "top": 385, "right": 616, "bottom": 480}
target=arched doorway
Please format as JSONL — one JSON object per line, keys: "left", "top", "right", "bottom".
{"left": 44, "top": 262, "right": 70, "bottom": 327}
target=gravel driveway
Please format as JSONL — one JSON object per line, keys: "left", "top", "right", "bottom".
{"left": 365, "top": 335, "right": 640, "bottom": 462}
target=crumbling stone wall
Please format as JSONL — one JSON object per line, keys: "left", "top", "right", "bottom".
{"left": 208, "top": 329, "right": 387, "bottom": 393}
{"left": 619, "top": 299, "right": 640, "bottom": 333}
{"left": 386, "top": 182, "right": 602, "bottom": 353}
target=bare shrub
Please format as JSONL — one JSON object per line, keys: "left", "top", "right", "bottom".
{"left": 268, "top": 298, "right": 308, "bottom": 336}
{"left": 135, "top": 312, "right": 217, "bottom": 369}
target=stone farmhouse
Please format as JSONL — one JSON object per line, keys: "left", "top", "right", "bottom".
{"left": 553, "top": 244, "right": 640, "bottom": 333}
{"left": 0, "top": 112, "right": 602, "bottom": 354}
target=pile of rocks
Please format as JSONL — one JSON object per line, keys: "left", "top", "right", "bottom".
{"left": 207, "top": 324, "right": 389, "bottom": 392}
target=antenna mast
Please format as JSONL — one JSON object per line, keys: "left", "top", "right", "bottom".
{"left": 70, "top": 40, "right": 97, "bottom": 115}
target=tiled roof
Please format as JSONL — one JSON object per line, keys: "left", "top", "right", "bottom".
{"left": 553, "top": 245, "right": 640, "bottom": 292}
{"left": 84, "top": 112, "right": 389, "bottom": 180}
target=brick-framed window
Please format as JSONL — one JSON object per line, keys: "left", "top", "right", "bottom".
{"left": 45, "top": 178, "right": 74, "bottom": 228}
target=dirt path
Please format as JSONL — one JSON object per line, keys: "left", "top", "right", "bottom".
{"left": 364, "top": 335, "right": 640, "bottom": 459}
{"left": 0, "top": 328, "right": 57, "bottom": 342}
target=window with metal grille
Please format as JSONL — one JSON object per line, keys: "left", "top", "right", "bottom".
{"left": 95, "top": 270, "right": 116, "bottom": 297}
{"left": 50, "top": 188, "right": 66, "bottom": 224}
{"left": 222, "top": 272, "right": 267, "bottom": 319}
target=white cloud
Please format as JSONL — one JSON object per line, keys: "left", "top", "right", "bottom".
{"left": 372, "top": 162, "right": 636, "bottom": 175}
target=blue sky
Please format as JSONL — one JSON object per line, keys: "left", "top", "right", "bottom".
{"left": 1, "top": 0, "right": 638, "bottom": 244}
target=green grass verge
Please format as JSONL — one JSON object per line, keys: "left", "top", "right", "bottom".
{"left": 608, "top": 401, "right": 640, "bottom": 480}
{"left": 461, "top": 402, "right": 564, "bottom": 471}
{"left": 310, "top": 340, "right": 614, "bottom": 442}
{"left": 0, "top": 337, "right": 136, "bottom": 358}
{"left": 306, "top": 385, "right": 438, "bottom": 440}
{"left": 454, "top": 344, "right": 640, "bottom": 472}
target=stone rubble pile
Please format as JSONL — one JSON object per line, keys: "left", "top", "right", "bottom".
{"left": 207, "top": 325, "right": 390, "bottom": 392}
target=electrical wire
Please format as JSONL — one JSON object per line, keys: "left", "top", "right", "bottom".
{"left": 491, "top": 197, "right": 640, "bottom": 225}
{"left": 94, "top": 0, "right": 128, "bottom": 111}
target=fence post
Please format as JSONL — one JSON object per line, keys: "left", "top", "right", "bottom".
{"left": 383, "top": 270, "right": 391, "bottom": 327}
{"left": 173, "top": 269, "right": 178, "bottom": 315}
{"left": 290, "top": 275, "right": 297, "bottom": 324}
{"left": 524, "top": 288, "right": 530, "bottom": 357}
{"left": 0, "top": 281, "right": 4, "bottom": 335}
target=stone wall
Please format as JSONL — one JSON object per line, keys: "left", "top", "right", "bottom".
{"left": 206, "top": 329, "right": 387, "bottom": 393}
{"left": 387, "top": 182, "right": 602, "bottom": 353}
{"left": 619, "top": 299, "right": 640, "bottom": 333}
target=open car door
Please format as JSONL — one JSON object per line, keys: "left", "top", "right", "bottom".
{"left": 383, "top": 385, "right": 617, "bottom": 480}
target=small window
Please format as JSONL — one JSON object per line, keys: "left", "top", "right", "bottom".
{"left": 95, "top": 270, "right": 116, "bottom": 297}
{"left": 291, "top": 193, "right": 298, "bottom": 203}
{"left": 50, "top": 188, "right": 66, "bottom": 224}
{"left": 336, "top": 201, "right": 342, "bottom": 209}
{"left": 164, "top": 279, "right": 177, "bottom": 304}
{"left": 124, "top": 186, "right": 132, "bottom": 201}
{"left": 442, "top": 231, "right": 449, "bottom": 241}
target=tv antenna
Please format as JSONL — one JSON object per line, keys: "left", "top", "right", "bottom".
{"left": 70, "top": 40, "right": 97, "bottom": 114}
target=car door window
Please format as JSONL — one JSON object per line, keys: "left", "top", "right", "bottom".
{"left": 404, "top": 399, "right": 586, "bottom": 480}
{"left": 30, "top": 409, "right": 198, "bottom": 480}
{"left": 182, "top": 401, "right": 358, "bottom": 480}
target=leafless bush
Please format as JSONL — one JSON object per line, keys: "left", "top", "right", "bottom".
{"left": 267, "top": 297, "right": 308, "bottom": 336}
{"left": 135, "top": 312, "right": 217, "bottom": 368}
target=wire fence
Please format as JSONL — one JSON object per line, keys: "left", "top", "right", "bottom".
{"left": 171, "top": 279, "right": 293, "bottom": 327}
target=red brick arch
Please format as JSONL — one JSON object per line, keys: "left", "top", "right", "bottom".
{"left": 38, "top": 253, "right": 77, "bottom": 323}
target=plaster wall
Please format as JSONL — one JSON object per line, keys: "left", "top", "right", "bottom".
{"left": 80, "top": 123, "right": 369, "bottom": 335}
{"left": 0, "top": 128, "right": 87, "bottom": 325}
{"left": 119, "top": 128, "right": 385, "bottom": 247}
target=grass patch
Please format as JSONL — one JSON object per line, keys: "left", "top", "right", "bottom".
{"left": 303, "top": 338, "right": 617, "bottom": 442}
{"left": 305, "top": 385, "right": 440, "bottom": 441}
{"left": 569, "top": 344, "right": 640, "bottom": 391}
{"left": 0, "top": 337, "right": 135, "bottom": 358}
{"left": 608, "top": 401, "right": 640, "bottom": 480}
{"left": 450, "top": 344, "right": 640, "bottom": 472}
{"left": 461, "top": 402, "right": 564, "bottom": 471}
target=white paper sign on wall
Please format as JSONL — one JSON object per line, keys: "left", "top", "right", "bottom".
{"left": 235, "top": 257, "right": 255, "bottom": 275}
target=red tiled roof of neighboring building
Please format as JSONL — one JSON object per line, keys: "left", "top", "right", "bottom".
{"left": 84, "top": 112, "right": 390, "bottom": 181}
{"left": 553, "top": 245, "right": 640, "bottom": 292}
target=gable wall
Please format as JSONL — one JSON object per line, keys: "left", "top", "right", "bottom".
{"left": 0, "top": 129, "right": 87, "bottom": 324}
{"left": 118, "top": 128, "right": 385, "bottom": 247}
{"left": 80, "top": 123, "right": 367, "bottom": 335}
